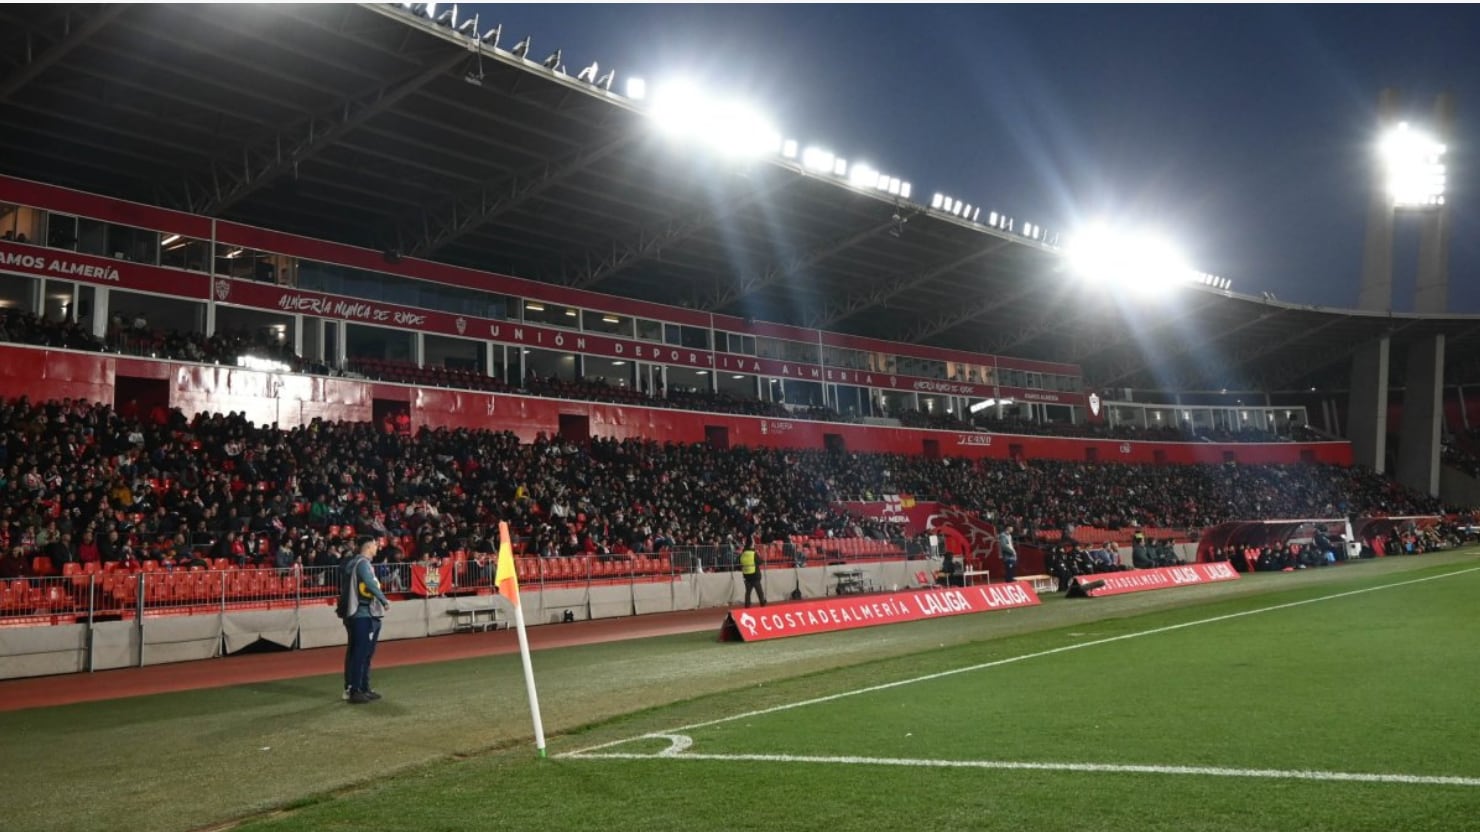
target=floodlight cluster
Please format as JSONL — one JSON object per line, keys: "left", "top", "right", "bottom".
{"left": 1381, "top": 122, "right": 1447, "bottom": 209}
{"left": 1066, "top": 224, "right": 1232, "bottom": 295}
{"left": 930, "top": 196, "right": 1059, "bottom": 246}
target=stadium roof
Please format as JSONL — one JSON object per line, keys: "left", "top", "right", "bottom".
{"left": 3, "top": 2, "right": 1478, "bottom": 394}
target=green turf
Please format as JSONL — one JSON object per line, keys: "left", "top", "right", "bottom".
{"left": 3, "top": 552, "right": 1478, "bottom": 832}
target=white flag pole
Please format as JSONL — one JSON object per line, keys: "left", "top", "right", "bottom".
{"left": 508, "top": 598, "right": 547, "bottom": 757}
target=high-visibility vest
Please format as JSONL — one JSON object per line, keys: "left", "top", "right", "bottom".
{"left": 740, "top": 548, "right": 758, "bottom": 575}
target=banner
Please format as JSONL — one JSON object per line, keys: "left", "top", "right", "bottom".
{"left": 1069, "top": 562, "right": 1240, "bottom": 598}
{"left": 409, "top": 562, "right": 455, "bottom": 597}
{"left": 720, "top": 583, "right": 1040, "bottom": 642}
{"left": 832, "top": 496, "right": 942, "bottom": 535}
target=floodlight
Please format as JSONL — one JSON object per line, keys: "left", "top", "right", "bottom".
{"left": 1381, "top": 122, "right": 1446, "bottom": 208}
{"left": 595, "top": 69, "right": 615, "bottom": 91}
{"left": 781, "top": 139, "right": 798, "bottom": 159}
{"left": 833, "top": 158, "right": 848, "bottom": 176}
{"left": 577, "top": 62, "right": 598, "bottom": 83}
{"left": 888, "top": 179, "right": 901, "bottom": 196}
{"left": 900, "top": 182, "right": 911, "bottom": 199}
{"left": 435, "top": 6, "right": 456, "bottom": 27}
{"left": 802, "top": 146, "right": 834, "bottom": 172}
{"left": 458, "top": 15, "right": 479, "bottom": 36}
{"left": 542, "top": 49, "right": 562, "bottom": 70}
{"left": 650, "top": 83, "right": 781, "bottom": 157}
{"left": 480, "top": 24, "right": 500, "bottom": 47}
{"left": 989, "top": 211, "right": 999, "bottom": 227}
{"left": 972, "top": 208, "right": 980, "bottom": 222}
{"left": 1066, "top": 223, "right": 1196, "bottom": 296}
{"left": 510, "top": 36, "right": 531, "bottom": 59}
{"left": 850, "top": 165, "right": 878, "bottom": 189}
{"left": 409, "top": 3, "right": 429, "bottom": 18}
{"left": 931, "top": 193, "right": 944, "bottom": 210}
{"left": 626, "top": 77, "right": 646, "bottom": 99}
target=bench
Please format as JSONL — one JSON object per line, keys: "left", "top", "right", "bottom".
{"left": 451, "top": 600, "right": 503, "bottom": 633}
{"left": 1016, "top": 574, "right": 1057, "bottom": 594}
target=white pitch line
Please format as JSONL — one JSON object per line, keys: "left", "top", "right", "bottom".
{"left": 561, "top": 564, "right": 1480, "bottom": 758}
{"left": 563, "top": 750, "right": 1480, "bottom": 788}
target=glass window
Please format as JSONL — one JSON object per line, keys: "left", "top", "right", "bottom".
{"left": 664, "top": 324, "right": 682, "bottom": 346}
{"left": 45, "top": 212, "right": 78, "bottom": 250}
{"left": 636, "top": 318, "right": 663, "bottom": 342}
{"left": 0, "top": 204, "right": 44, "bottom": 245}
{"left": 679, "top": 325, "right": 710, "bottom": 350}
{"left": 523, "top": 300, "right": 579, "bottom": 329}
{"left": 160, "top": 235, "right": 210, "bottom": 272}
{"left": 583, "top": 310, "right": 632, "bottom": 337}
{"left": 215, "top": 244, "right": 257, "bottom": 279}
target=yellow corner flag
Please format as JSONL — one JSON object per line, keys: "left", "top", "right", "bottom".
{"left": 495, "top": 520, "right": 520, "bottom": 606}
{"left": 495, "top": 519, "right": 545, "bottom": 756}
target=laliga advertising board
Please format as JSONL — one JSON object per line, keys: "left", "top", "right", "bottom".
{"left": 720, "top": 583, "right": 1041, "bottom": 642}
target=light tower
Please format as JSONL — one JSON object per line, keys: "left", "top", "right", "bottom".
{"left": 1348, "top": 89, "right": 1452, "bottom": 496}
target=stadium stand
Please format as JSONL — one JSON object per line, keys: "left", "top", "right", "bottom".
{"left": 0, "top": 393, "right": 1448, "bottom": 596}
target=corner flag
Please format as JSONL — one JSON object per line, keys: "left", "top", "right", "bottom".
{"left": 495, "top": 521, "right": 520, "bottom": 605}
{"left": 496, "top": 521, "right": 545, "bottom": 756}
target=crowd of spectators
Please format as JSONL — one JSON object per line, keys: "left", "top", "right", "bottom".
{"left": 0, "top": 392, "right": 1457, "bottom": 588}
{"left": 0, "top": 309, "right": 102, "bottom": 352}
{"left": 1441, "top": 431, "right": 1480, "bottom": 479}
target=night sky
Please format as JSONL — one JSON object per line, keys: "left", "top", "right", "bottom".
{"left": 462, "top": 3, "right": 1480, "bottom": 313}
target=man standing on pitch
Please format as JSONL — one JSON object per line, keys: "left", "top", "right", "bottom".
{"left": 740, "top": 538, "right": 766, "bottom": 608}
{"left": 338, "top": 537, "right": 391, "bottom": 704}
{"left": 998, "top": 525, "right": 1018, "bottom": 583}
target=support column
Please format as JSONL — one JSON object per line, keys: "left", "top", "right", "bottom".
{"left": 412, "top": 332, "right": 425, "bottom": 368}
{"left": 301, "top": 317, "right": 323, "bottom": 363}
{"left": 1347, "top": 338, "right": 1390, "bottom": 472}
{"left": 1397, "top": 335, "right": 1444, "bottom": 496}
{"left": 89, "top": 286, "right": 109, "bottom": 340}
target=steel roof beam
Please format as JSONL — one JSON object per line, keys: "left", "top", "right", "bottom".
{"left": 563, "top": 177, "right": 798, "bottom": 290}
{"left": 1251, "top": 320, "right": 1424, "bottom": 390}
{"left": 0, "top": 5, "right": 125, "bottom": 103}
{"left": 699, "top": 212, "right": 907, "bottom": 313}
{"left": 1094, "top": 308, "right": 1294, "bottom": 388}
{"left": 393, "top": 133, "right": 637, "bottom": 257}
{"left": 809, "top": 240, "right": 1012, "bottom": 329}
{"left": 901, "top": 284, "right": 1043, "bottom": 343}
{"left": 177, "top": 47, "right": 471, "bottom": 216}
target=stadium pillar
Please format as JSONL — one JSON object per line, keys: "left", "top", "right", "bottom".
{"left": 89, "top": 286, "right": 108, "bottom": 340}
{"left": 1394, "top": 93, "right": 1452, "bottom": 496}
{"left": 1346, "top": 90, "right": 1398, "bottom": 472}
{"left": 1397, "top": 335, "right": 1444, "bottom": 496}
{"left": 1413, "top": 92, "right": 1454, "bottom": 316}
{"left": 412, "top": 332, "right": 425, "bottom": 368}
{"left": 1347, "top": 338, "right": 1389, "bottom": 473}
{"left": 302, "top": 317, "right": 324, "bottom": 364}
{"left": 291, "top": 314, "right": 304, "bottom": 358}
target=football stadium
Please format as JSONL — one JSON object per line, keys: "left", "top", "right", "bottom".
{"left": 1, "top": 4, "right": 1478, "bottom": 831}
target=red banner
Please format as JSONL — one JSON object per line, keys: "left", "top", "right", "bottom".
{"left": 0, "top": 240, "right": 208, "bottom": 297}
{"left": 1070, "top": 562, "right": 1240, "bottom": 598}
{"left": 721, "top": 583, "right": 1040, "bottom": 642}
{"left": 410, "top": 562, "right": 455, "bottom": 597}
{"left": 832, "top": 497, "right": 943, "bottom": 535}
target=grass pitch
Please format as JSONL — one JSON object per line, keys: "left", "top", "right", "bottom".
{"left": 3, "top": 552, "right": 1479, "bottom": 832}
